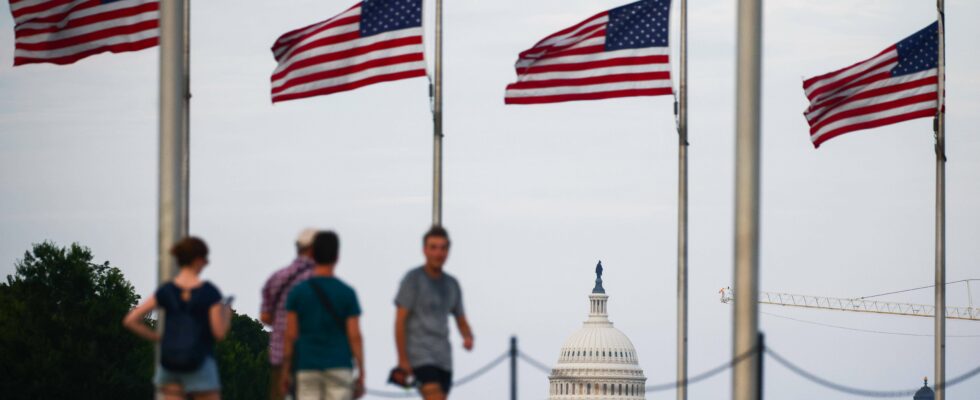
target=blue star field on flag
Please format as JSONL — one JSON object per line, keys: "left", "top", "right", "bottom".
{"left": 605, "top": 0, "right": 670, "bottom": 51}
{"left": 892, "top": 21, "right": 938, "bottom": 77}
{"left": 802, "top": 20, "right": 941, "bottom": 147}
{"left": 270, "top": 0, "right": 427, "bottom": 102}
{"left": 360, "top": 0, "right": 423, "bottom": 37}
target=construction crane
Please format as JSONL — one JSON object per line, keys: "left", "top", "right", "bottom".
{"left": 719, "top": 287, "right": 980, "bottom": 322}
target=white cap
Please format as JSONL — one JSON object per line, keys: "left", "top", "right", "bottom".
{"left": 296, "top": 228, "right": 317, "bottom": 248}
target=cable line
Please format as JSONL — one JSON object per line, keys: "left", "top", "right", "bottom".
{"left": 857, "top": 278, "right": 978, "bottom": 300}
{"left": 762, "top": 311, "right": 980, "bottom": 338}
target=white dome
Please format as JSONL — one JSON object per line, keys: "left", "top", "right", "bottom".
{"left": 557, "top": 321, "right": 642, "bottom": 366}
{"left": 548, "top": 265, "right": 646, "bottom": 399}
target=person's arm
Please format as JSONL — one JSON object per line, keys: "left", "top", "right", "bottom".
{"left": 122, "top": 296, "right": 160, "bottom": 342}
{"left": 394, "top": 306, "right": 412, "bottom": 373}
{"left": 452, "top": 280, "right": 473, "bottom": 350}
{"left": 347, "top": 316, "right": 365, "bottom": 398}
{"left": 281, "top": 311, "right": 299, "bottom": 394}
{"left": 260, "top": 276, "right": 276, "bottom": 326}
{"left": 209, "top": 302, "right": 232, "bottom": 341}
{"left": 455, "top": 314, "right": 474, "bottom": 351}
{"left": 260, "top": 312, "right": 273, "bottom": 326}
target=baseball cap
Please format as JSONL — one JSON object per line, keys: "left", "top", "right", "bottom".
{"left": 295, "top": 228, "right": 317, "bottom": 248}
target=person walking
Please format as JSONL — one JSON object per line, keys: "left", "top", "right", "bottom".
{"left": 282, "top": 231, "right": 365, "bottom": 400}
{"left": 394, "top": 226, "right": 474, "bottom": 400}
{"left": 123, "top": 236, "right": 232, "bottom": 400}
{"left": 261, "top": 228, "right": 317, "bottom": 400}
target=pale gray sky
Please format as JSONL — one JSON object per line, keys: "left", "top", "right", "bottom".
{"left": 2, "top": 0, "right": 979, "bottom": 399}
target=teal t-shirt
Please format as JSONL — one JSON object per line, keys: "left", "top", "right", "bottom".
{"left": 285, "top": 276, "right": 361, "bottom": 371}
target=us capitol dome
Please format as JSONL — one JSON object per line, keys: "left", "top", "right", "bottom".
{"left": 549, "top": 262, "right": 647, "bottom": 399}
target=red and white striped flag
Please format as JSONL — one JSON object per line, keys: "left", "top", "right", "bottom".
{"left": 9, "top": 0, "right": 159, "bottom": 66}
{"left": 270, "top": 0, "right": 427, "bottom": 103}
{"left": 504, "top": 0, "right": 673, "bottom": 105}
{"left": 803, "top": 22, "right": 939, "bottom": 148}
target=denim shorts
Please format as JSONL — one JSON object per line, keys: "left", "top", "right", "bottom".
{"left": 154, "top": 356, "right": 221, "bottom": 393}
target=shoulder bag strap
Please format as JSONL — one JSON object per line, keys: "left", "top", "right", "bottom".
{"left": 270, "top": 264, "right": 309, "bottom": 314}
{"left": 309, "top": 280, "right": 346, "bottom": 330}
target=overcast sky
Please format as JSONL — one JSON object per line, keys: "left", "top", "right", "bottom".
{"left": 2, "top": 0, "right": 980, "bottom": 399}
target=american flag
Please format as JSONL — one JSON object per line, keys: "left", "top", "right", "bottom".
{"left": 9, "top": 0, "right": 159, "bottom": 66}
{"left": 803, "top": 22, "right": 939, "bottom": 148}
{"left": 270, "top": 0, "right": 426, "bottom": 103}
{"left": 504, "top": 0, "right": 673, "bottom": 105}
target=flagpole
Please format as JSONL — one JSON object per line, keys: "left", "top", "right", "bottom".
{"left": 431, "top": 0, "right": 444, "bottom": 226}
{"left": 934, "top": 1, "right": 946, "bottom": 399}
{"left": 156, "top": 4, "right": 192, "bottom": 364}
{"left": 181, "top": 0, "right": 191, "bottom": 231}
{"left": 158, "top": 0, "right": 190, "bottom": 285}
{"left": 155, "top": 4, "right": 190, "bottom": 393}
{"left": 675, "top": 0, "right": 689, "bottom": 399}
{"left": 732, "top": 0, "right": 762, "bottom": 399}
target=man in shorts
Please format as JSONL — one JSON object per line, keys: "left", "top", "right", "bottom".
{"left": 283, "top": 231, "right": 365, "bottom": 400}
{"left": 394, "top": 226, "right": 474, "bottom": 400}
{"left": 260, "top": 229, "right": 316, "bottom": 400}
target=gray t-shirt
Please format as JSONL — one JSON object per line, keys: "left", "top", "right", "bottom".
{"left": 394, "top": 266, "right": 465, "bottom": 371}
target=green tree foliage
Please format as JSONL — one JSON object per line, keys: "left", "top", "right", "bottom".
{"left": 0, "top": 242, "right": 154, "bottom": 399}
{"left": 216, "top": 312, "right": 270, "bottom": 400}
{"left": 0, "top": 242, "right": 272, "bottom": 400}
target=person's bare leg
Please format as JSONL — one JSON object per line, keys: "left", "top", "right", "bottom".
{"left": 191, "top": 391, "right": 221, "bottom": 400}
{"left": 419, "top": 383, "right": 446, "bottom": 400}
{"left": 159, "top": 384, "right": 185, "bottom": 400}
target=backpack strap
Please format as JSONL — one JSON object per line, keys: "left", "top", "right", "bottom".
{"left": 309, "top": 280, "right": 346, "bottom": 331}
{"left": 163, "top": 282, "right": 188, "bottom": 312}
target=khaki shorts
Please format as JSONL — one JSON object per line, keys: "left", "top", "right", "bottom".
{"left": 296, "top": 368, "right": 353, "bottom": 400}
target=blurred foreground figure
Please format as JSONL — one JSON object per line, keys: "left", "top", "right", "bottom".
{"left": 394, "top": 226, "right": 474, "bottom": 400}
{"left": 123, "top": 237, "right": 232, "bottom": 400}
{"left": 261, "top": 229, "right": 316, "bottom": 400}
{"left": 282, "top": 231, "right": 365, "bottom": 400}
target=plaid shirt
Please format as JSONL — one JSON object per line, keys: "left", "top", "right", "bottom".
{"left": 260, "top": 256, "right": 314, "bottom": 365}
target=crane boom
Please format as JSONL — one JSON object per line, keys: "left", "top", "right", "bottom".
{"left": 719, "top": 288, "right": 980, "bottom": 321}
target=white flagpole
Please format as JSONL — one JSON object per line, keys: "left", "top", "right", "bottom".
{"left": 158, "top": 0, "right": 190, "bottom": 288}
{"left": 432, "top": 0, "right": 444, "bottom": 226}
{"left": 676, "top": 0, "right": 689, "bottom": 399}
{"left": 732, "top": 0, "right": 762, "bottom": 399}
{"left": 934, "top": 1, "right": 946, "bottom": 398}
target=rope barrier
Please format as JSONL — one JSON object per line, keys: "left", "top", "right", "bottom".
{"left": 362, "top": 351, "right": 511, "bottom": 398}
{"left": 645, "top": 345, "right": 759, "bottom": 392}
{"left": 453, "top": 352, "right": 511, "bottom": 386}
{"left": 518, "top": 351, "right": 552, "bottom": 375}
{"left": 364, "top": 387, "right": 416, "bottom": 398}
{"left": 765, "top": 347, "right": 980, "bottom": 398}
{"left": 520, "top": 346, "right": 762, "bottom": 393}
{"left": 332, "top": 343, "right": 980, "bottom": 398}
